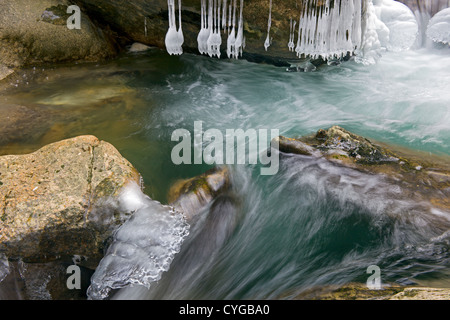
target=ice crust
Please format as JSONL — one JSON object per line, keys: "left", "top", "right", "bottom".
{"left": 87, "top": 183, "right": 189, "bottom": 300}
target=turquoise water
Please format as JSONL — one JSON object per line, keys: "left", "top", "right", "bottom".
{"left": 1, "top": 46, "right": 449, "bottom": 299}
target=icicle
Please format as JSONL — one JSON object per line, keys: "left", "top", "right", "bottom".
{"left": 294, "top": 0, "right": 366, "bottom": 61}
{"left": 215, "top": 0, "right": 223, "bottom": 57}
{"left": 222, "top": 0, "right": 228, "bottom": 31}
{"left": 227, "top": 0, "right": 237, "bottom": 58}
{"left": 234, "top": 0, "right": 244, "bottom": 58}
{"left": 206, "top": 0, "right": 215, "bottom": 57}
{"left": 165, "top": 0, "right": 183, "bottom": 55}
{"left": 145, "top": 17, "right": 148, "bottom": 37}
{"left": 197, "top": 0, "right": 210, "bottom": 55}
{"left": 288, "top": 18, "right": 296, "bottom": 52}
{"left": 177, "top": 0, "right": 184, "bottom": 54}
{"left": 205, "top": 0, "right": 222, "bottom": 57}
{"left": 264, "top": 0, "right": 272, "bottom": 51}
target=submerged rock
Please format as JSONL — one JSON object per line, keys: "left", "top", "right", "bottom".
{"left": 0, "top": 104, "right": 55, "bottom": 146}
{"left": 168, "top": 166, "right": 230, "bottom": 222}
{"left": 0, "top": 135, "right": 141, "bottom": 266}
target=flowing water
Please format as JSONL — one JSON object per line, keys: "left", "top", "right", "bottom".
{"left": 1, "top": 45, "right": 450, "bottom": 299}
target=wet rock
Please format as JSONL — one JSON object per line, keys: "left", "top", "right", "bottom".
{"left": 0, "top": 259, "right": 94, "bottom": 300}
{"left": 128, "top": 42, "right": 153, "bottom": 53}
{"left": 275, "top": 125, "right": 450, "bottom": 214}
{"left": 292, "top": 282, "right": 450, "bottom": 300}
{"left": 0, "top": 65, "right": 14, "bottom": 82}
{"left": 273, "top": 136, "right": 314, "bottom": 156}
{"left": 0, "top": 0, "right": 117, "bottom": 74}
{"left": 167, "top": 166, "right": 230, "bottom": 222}
{"left": 0, "top": 135, "right": 141, "bottom": 267}
{"left": 307, "top": 125, "right": 400, "bottom": 165}
{"left": 389, "top": 287, "right": 450, "bottom": 300}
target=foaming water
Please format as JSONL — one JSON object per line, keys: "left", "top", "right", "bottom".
{"left": 1, "top": 45, "right": 449, "bottom": 299}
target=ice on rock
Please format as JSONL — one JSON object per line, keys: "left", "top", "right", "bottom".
{"left": 86, "top": 182, "right": 190, "bottom": 300}
{"left": 165, "top": 0, "right": 184, "bottom": 55}
{"left": 355, "top": 0, "right": 387, "bottom": 65}
{"left": 427, "top": 8, "right": 450, "bottom": 44}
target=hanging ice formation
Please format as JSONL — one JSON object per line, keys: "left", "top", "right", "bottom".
{"left": 195, "top": 0, "right": 245, "bottom": 58}
{"left": 165, "top": 0, "right": 184, "bottom": 55}
{"left": 206, "top": 0, "right": 222, "bottom": 57}
{"left": 288, "top": 18, "right": 296, "bottom": 52}
{"left": 166, "top": 0, "right": 427, "bottom": 64}
{"left": 290, "top": 0, "right": 419, "bottom": 63}
{"left": 293, "top": 0, "right": 363, "bottom": 61}
{"left": 264, "top": 0, "right": 272, "bottom": 51}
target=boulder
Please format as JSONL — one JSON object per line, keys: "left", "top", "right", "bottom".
{"left": 0, "top": 135, "right": 141, "bottom": 266}
{"left": 275, "top": 125, "right": 450, "bottom": 213}
{"left": 292, "top": 282, "right": 450, "bottom": 300}
{"left": 0, "top": 0, "right": 117, "bottom": 79}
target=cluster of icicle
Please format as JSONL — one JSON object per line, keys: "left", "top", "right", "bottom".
{"left": 165, "top": 0, "right": 445, "bottom": 63}
{"left": 165, "top": 0, "right": 245, "bottom": 58}
{"left": 287, "top": 0, "right": 363, "bottom": 61}
{"left": 198, "top": 0, "right": 245, "bottom": 58}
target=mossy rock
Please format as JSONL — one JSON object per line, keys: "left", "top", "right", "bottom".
{"left": 168, "top": 166, "right": 230, "bottom": 221}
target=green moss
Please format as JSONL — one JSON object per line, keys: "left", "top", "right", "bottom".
{"left": 41, "top": 5, "right": 71, "bottom": 25}
{"left": 403, "top": 289, "right": 420, "bottom": 297}
{"left": 93, "top": 178, "right": 119, "bottom": 198}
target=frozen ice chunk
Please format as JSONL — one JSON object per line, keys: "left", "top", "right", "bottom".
{"left": 373, "top": 0, "right": 418, "bottom": 51}
{"left": 86, "top": 183, "right": 189, "bottom": 300}
{"left": 427, "top": 8, "right": 450, "bottom": 44}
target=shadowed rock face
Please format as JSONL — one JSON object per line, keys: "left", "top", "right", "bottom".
{"left": 0, "top": 135, "right": 141, "bottom": 266}
{"left": 275, "top": 126, "right": 450, "bottom": 214}
{"left": 75, "top": 0, "right": 311, "bottom": 65}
